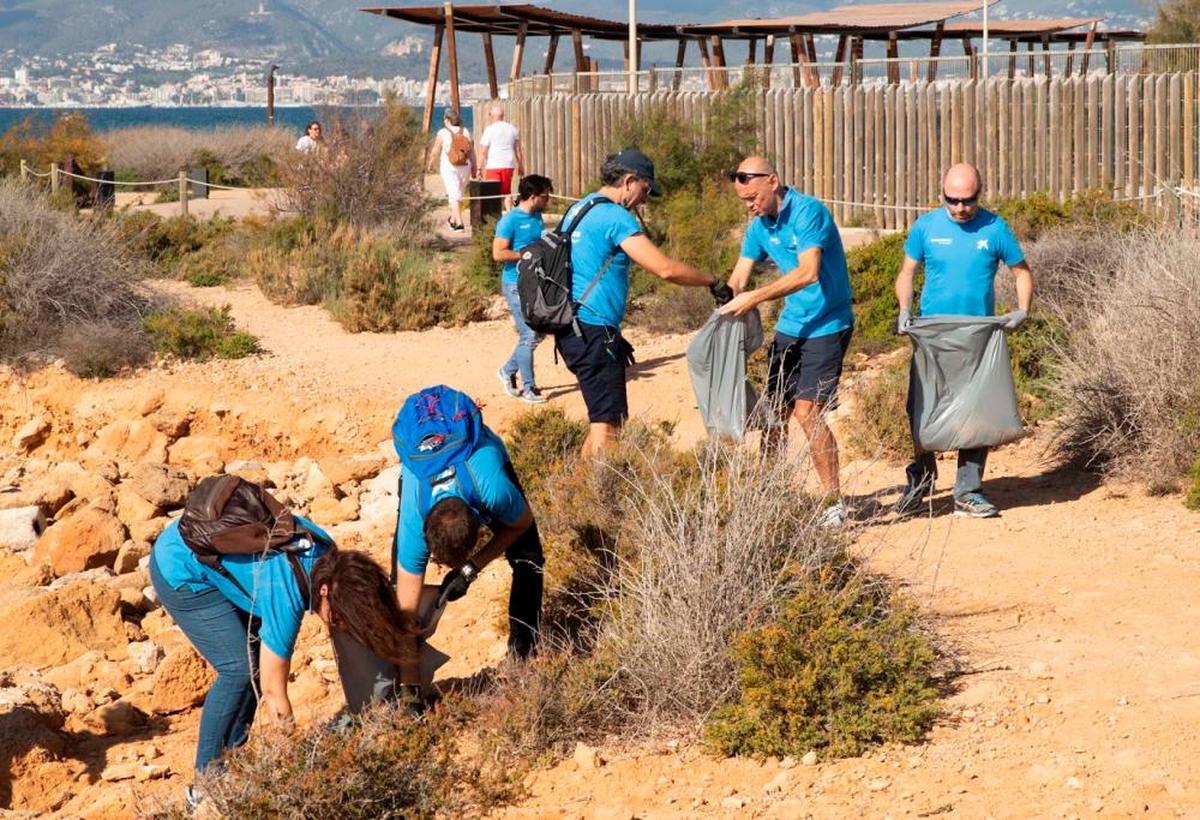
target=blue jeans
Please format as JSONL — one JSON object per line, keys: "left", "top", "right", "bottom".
{"left": 906, "top": 448, "right": 989, "bottom": 500}
{"left": 500, "top": 280, "right": 544, "bottom": 390}
{"left": 150, "top": 552, "right": 261, "bottom": 773}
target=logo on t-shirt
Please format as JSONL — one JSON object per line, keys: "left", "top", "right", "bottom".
{"left": 930, "top": 237, "right": 952, "bottom": 245}
{"left": 976, "top": 239, "right": 990, "bottom": 251}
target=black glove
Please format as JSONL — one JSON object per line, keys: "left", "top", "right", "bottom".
{"left": 437, "top": 560, "right": 479, "bottom": 606}
{"left": 709, "top": 280, "right": 734, "bottom": 306}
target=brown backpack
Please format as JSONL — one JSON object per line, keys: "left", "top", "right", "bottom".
{"left": 178, "top": 475, "right": 323, "bottom": 607}
{"left": 447, "top": 128, "right": 471, "bottom": 166}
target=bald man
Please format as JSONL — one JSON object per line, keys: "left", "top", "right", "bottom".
{"left": 720, "top": 156, "right": 855, "bottom": 528}
{"left": 478, "top": 104, "right": 524, "bottom": 210}
{"left": 894, "top": 163, "right": 1034, "bottom": 519}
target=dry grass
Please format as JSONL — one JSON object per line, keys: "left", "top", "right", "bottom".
{"left": 845, "top": 352, "right": 913, "bottom": 463}
{"left": 104, "top": 125, "right": 292, "bottom": 186}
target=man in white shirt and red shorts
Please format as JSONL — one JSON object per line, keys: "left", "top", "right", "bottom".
{"left": 478, "top": 104, "right": 525, "bottom": 211}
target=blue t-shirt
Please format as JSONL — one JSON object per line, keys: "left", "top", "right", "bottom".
{"left": 562, "top": 193, "right": 643, "bottom": 328}
{"left": 395, "top": 427, "right": 528, "bottom": 576}
{"left": 739, "top": 188, "right": 854, "bottom": 339}
{"left": 152, "top": 516, "right": 332, "bottom": 661}
{"left": 904, "top": 207, "right": 1025, "bottom": 317}
{"left": 495, "top": 207, "right": 545, "bottom": 285}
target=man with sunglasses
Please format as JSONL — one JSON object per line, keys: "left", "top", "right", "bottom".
{"left": 558, "top": 149, "right": 733, "bottom": 457}
{"left": 894, "top": 163, "right": 1034, "bottom": 519}
{"left": 719, "top": 156, "right": 855, "bottom": 528}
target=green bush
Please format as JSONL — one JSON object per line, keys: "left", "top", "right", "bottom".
{"left": 142, "top": 305, "right": 259, "bottom": 361}
{"left": 1185, "top": 456, "right": 1200, "bottom": 511}
{"left": 991, "top": 190, "right": 1151, "bottom": 243}
{"left": 845, "top": 232, "right": 914, "bottom": 355}
{"left": 706, "top": 572, "right": 940, "bottom": 760}
{"left": 846, "top": 353, "right": 912, "bottom": 462}
{"left": 462, "top": 217, "right": 501, "bottom": 297}
{"left": 114, "top": 211, "right": 238, "bottom": 273}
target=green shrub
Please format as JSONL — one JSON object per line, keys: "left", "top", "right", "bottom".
{"left": 142, "top": 305, "right": 259, "bottom": 361}
{"left": 706, "top": 572, "right": 940, "bottom": 760}
{"left": 504, "top": 407, "right": 587, "bottom": 506}
{"left": 991, "top": 190, "right": 1152, "bottom": 243}
{"left": 1004, "top": 310, "right": 1066, "bottom": 422}
{"left": 845, "top": 232, "right": 913, "bottom": 355}
{"left": 1185, "top": 456, "right": 1200, "bottom": 511}
{"left": 846, "top": 352, "right": 912, "bottom": 462}
{"left": 114, "top": 212, "right": 238, "bottom": 273}
{"left": 462, "top": 217, "right": 501, "bottom": 297}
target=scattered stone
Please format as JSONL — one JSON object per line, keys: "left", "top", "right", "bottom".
{"left": 867, "top": 777, "right": 891, "bottom": 792}
{"left": 225, "top": 460, "right": 272, "bottom": 487}
{"left": 100, "top": 763, "right": 139, "bottom": 782}
{"left": 308, "top": 495, "right": 360, "bottom": 525}
{"left": 167, "top": 436, "right": 225, "bottom": 477}
{"left": 365, "top": 465, "right": 401, "bottom": 497}
{"left": 1066, "top": 776, "right": 1082, "bottom": 790}
{"left": 126, "top": 641, "right": 161, "bottom": 676}
{"left": 1026, "top": 662, "right": 1053, "bottom": 680}
{"left": 113, "top": 540, "right": 150, "bottom": 575}
{"left": 801, "top": 751, "right": 819, "bottom": 766}
{"left": 572, "top": 742, "right": 604, "bottom": 770}
{"left": 32, "top": 507, "right": 127, "bottom": 577}
{"left": 60, "top": 688, "right": 94, "bottom": 716}
{"left": 1116, "top": 696, "right": 1129, "bottom": 706}
{"left": 128, "top": 463, "right": 190, "bottom": 509}
{"left": 116, "top": 485, "right": 160, "bottom": 527}
{"left": 0, "top": 505, "right": 47, "bottom": 551}
{"left": 319, "top": 453, "right": 389, "bottom": 487}
{"left": 151, "top": 645, "right": 215, "bottom": 714}
{"left": 12, "top": 416, "right": 50, "bottom": 453}
{"left": 779, "top": 756, "right": 798, "bottom": 769}
{"left": 129, "top": 516, "right": 169, "bottom": 546}
{"left": 86, "top": 419, "right": 170, "bottom": 467}
{"left": 135, "top": 763, "right": 169, "bottom": 782}
{"left": 84, "top": 699, "right": 148, "bottom": 735}
{"left": 764, "top": 772, "right": 791, "bottom": 795}
{"left": 720, "top": 796, "right": 746, "bottom": 810}
{"left": 1036, "top": 693, "right": 1052, "bottom": 704}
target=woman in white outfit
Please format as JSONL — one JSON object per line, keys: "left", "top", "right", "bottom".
{"left": 426, "top": 109, "right": 475, "bottom": 231}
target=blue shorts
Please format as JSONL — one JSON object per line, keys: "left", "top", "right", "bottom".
{"left": 766, "top": 326, "right": 853, "bottom": 408}
{"left": 555, "top": 322, "right": 632, "bottom": 424}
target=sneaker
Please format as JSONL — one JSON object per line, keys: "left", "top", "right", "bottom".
{"left": 954, "top": 492, "right": 999, "bottom": 518}
{"left": 894, "top": 483, "right": 932, "bottom": 517}
{"left": 496, "top": 367, "right": 519, "bottom": 397}
{"left": 185, "top": 785, "right": 205, "bottom": 815}
{"left": 819, "top": 500, "right": 847, "bottom": 529}
{"left": 520, "top": 386, "right": 547, "bottom": 404}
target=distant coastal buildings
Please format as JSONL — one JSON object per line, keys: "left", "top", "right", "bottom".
{"left": 0, "top": 43, "right": 487, "bottom": 108}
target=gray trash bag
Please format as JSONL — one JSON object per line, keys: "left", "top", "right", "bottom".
{"left": 906, "top": 315, "right": 1025, "bottom": 453}
{"left": 686, "top": 308, "right": 764, "bottom": 440}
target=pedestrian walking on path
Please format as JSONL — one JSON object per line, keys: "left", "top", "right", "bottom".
{"left": 427, "top": 109, "right": 475, "bottom": 231}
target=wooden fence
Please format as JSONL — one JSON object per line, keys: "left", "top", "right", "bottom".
{"left": 479, "top": 73, "right": 1199, "bottom": 229}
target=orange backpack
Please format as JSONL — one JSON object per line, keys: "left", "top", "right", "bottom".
{"left": 447, "top": 128, "right": 471, "bottom": 166}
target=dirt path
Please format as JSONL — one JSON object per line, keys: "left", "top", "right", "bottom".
{"left": 144, "top": 277, "right": 1200, "bottom": 817}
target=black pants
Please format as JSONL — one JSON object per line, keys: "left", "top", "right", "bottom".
{"left": 502, "top": 461, "right": 544, "bottom": 658}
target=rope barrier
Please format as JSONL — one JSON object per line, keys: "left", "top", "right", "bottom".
{"left": 58, "top": 169, "right": 181, "bottom": 187}
{"left": 24, "top": 168, "right": 53, "bottom": 179}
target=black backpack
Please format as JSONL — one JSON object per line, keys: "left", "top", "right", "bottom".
{"left": 178, "top": 475, "right": 326, "bottom": 608}
{"left": 516, "top": 195, "right": 619, "bottom": 335}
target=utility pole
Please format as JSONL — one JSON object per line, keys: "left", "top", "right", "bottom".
{"left": 266, "top": 63, "right": 278, "bottom": 127}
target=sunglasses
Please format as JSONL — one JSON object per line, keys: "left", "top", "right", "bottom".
{"left": 727, "top": 170, "right": 771, "bottom": 184}
{"left": 943, "top": 194, "right": 979, "bottom": 206}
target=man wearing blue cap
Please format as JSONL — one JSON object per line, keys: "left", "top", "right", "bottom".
{"left": 557, "top": 148, "right": 734, "bottom": 457}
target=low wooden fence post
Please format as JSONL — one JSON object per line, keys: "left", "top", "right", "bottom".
{"left": 49, "top": 163, "right": 60, "bottom": 193}
{"left": 178, "top": 171, "right": 188, "bottom": 217}
{"left": 19, "top": 159, "right": 28, "bottom": 182}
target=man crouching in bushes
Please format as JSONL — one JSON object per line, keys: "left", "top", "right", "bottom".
{"left": 390, "top": 385, "right": 544, "bottom": 677}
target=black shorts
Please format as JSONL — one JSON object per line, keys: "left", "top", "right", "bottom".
{"left": 555, "top": 322, "right": 632, "bottom": 424}
{"left": 766, "top": 326, "right": 853, "bottom": 408}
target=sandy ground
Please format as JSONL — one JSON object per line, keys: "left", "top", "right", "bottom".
{"left": 67, "top": 273, "right": 1196, "bottom": 819}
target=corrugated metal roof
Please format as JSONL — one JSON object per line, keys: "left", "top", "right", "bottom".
{"left": 360, "top": 4, "right": 685, "bottom": 41}
{"left": 943, "top": 18, "right": 1098, "bottom": 36}
{"left": 688, "top": 2, "right": 997, "bottom": 35}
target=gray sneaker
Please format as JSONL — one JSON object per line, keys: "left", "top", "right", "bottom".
{"left": 520, "top": 386, "right": 547, "bottom": 404}
{"left": 894, "top": 483, "right": 932, "bottom": 517}
{"left": 954, "top": 492, "right": 999, "bottom": 518}
{"left": 496, "top": 367, "right": 519, "bottom": 398}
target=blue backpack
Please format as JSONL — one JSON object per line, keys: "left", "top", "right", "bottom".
{"left": 391, "top": 385, "right": 485, "bottom": 518}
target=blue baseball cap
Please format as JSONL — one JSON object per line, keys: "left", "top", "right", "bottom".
{"left": 611, "top": 148, "right": 662, "bottom": 197}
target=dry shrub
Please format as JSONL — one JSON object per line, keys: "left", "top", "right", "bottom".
{"left": 0, "top": 180, "right": 152, "bottom": 361}
{"left": 58, "top": 321, "right": 152, "bottom": 378}
{"left": 196, "top": 699, "right": 518, "bottom": 819}
{"left": 628, "top": 285, "right": 716, "bottom": 335}
{"left": 846, "top": 352, "right": 912, "bottom": 462}
{"left": 1050, "top": 231, "right": 1200, "bottom": 481}
{"left": 252, "top": 222, "right": 486, "bottom": 332}
{"left": 280, "top": 98, "right": 428, "bottom": 228}
{"left": 104, "top": 125, "right": 291, "bottom": 186}
{"left": 0, "top": 112, "right": 106, "bottom": 177}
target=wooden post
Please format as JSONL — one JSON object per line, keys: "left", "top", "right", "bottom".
{"left": 50, "top": 163, "right": 59, "bottom": 193}
{"left": 763, "top": 35, "right": 775, "bottom": 89}
{"left": 805, "top": 34, "right": 821, "bottom": 87}
{"left": 887, "top": 31, "right": 899, "bottom": 85}
{"left": 573, "top": 28, "right": 586, "bottom": 84}
{"left": 1042, "top": 35, "right": 1052, "bottom": 78}
{"left": 443, "top": 2, "right": 461, "bottom": 113}
{"left": 19, "top": 159, "right": 28, "bottom": 182}
{"left": 790, "top": 31, "right": 804, "bottom": 88}
{"left": 852, "top": 36, "right": 863, "bottom": 85}
{"left": 482, "top": 33, "right": 498, "bottom": 99}
{"left": 1066, "top": 42, "right": 1076, "bottom": 77}
{"left": 422, "top": 25, "right": 444, "bottom": 133}
{"left": 831, "top": 34, "right": 848, "bottom": 87}
{"left": 673, "top": 39, "right": 687, "bottom": 91}
{"left": 1027, "top": 41, "right": 1036, "bottom": 78}
{"left": 712, "top": 36, "right": 728, "bottom": 90}
{"left": 1007, "top": 40, "right": 1017, "bottom": 80}
{"left": 510, "top": 22, "right": 527, "bottom": 82}
{"left": 747, "top": 38, "right": 757, "bottom": 65}
{"left": 1081, "top": 23, "right": 1097, "bottom": 76}
{"left": 698, "top": 36, "right": 714, "bottom": 91}
{"left": 178, "top": 171, "right": 188, "bottom": 217}
{"left": 544, "top": 34, "right": 559, "bottom": 75}
{"left": 962, "top": 37, "right": 976, "bottom": 81}
{"left": 928, "top": 21, "right": 945, "bottom": 82}
{"left": 1105, "top": 38, "right": 1116, "bottom": 75}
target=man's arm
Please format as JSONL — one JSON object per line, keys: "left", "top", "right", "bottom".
{"left": 259, "top": 646, "right": 294, "bottom": 730}
{"left": 720, "top": 247, "right": 822, "bottom": 317}
{"left": 621, "top": 234, "right": 715, "bottom": 287}
{"left": 493, "top": 235, "right": 520, "bottom": 264}
{"left": 470, "top": 507, "right": 533, "bottom": 569}
{"left": 895, "top": 255, "right": 920, "bottom": 310}
{"left": 514, "top": 137, "right": 525, "bottom": 177}
{"left": 727, "top": 257, "right": 756, "bottom": 294}
{"left": 477, "top": 143, "right": 489, "bottom": 176}
{"left": 1011, "top": 261, "right": 1033, "bottom": 311}
{"left": 425, "top": 136, "right": 441, "bottom": 173}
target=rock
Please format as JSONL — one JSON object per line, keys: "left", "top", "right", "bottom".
{"left": 48, "top": 567, "right": 115, "bottom": 589}
{"left": 152, "top": 412, "right": 191, "bottom": 440}
{"left": 12, "top": 416, "right": 50, "bottom": 453}
{"left": 225, "top": 459, "right": 272, "bottom": 487}
{"left": 113, "top": 539, "right": 150, "bottom": 575}
{"left": 779, "top": 756, "right": 798, "bottom": 769}
{"left": 167, "top": 435, "right": 225, "bottom": 477}
{"left": 867, "top": 777, "right": 891, "bottom": 792}
{"left": 801, "top": 751, "right": 819, "bottom": 766}
{"left": 32, "top": 507, "right": 127, "bottom": 577}
{"left": 60, "top": 689, "right": 94, "bottom": 716}
{"left": 308, "top": 495, "right": 360, "bottom": 525}
{"left": 764, "top": 772, "right": 791, "bottom": 795}
{"left": 0, "top": 582, "right": 127, "bottom": 667}
{"left": 135, "top": 763, "right": 169, "bottom": 782}
{"left": 151, "top": 645, "right": 215, "bottom": 714}
{"left": 50, "top": 463, "right": 114, "bottom": 505}
{"left": 85, "top": 419, "right": 170, "bottom": 467}
{"left": 116, "top": 485, "right": 161, "bottom": 527}
{"left": 83, "top": 699, "right": 148, "bottom": 735}
{"left": 0, "top": 505, "right": 47, "bottom": 551}
{"left": 720, "top": 796, "right": 746, "bottom": 810}
{"left": 0, "top": 478, "right": 73, "bottom": 516}
{"left": 127, "top": 463, "right": 190, "bottom": 509}
{"left": 297, "top": 460, "right": 334, "bottom": 502}
{"left": 129, "top": 516, "right": 170, "bottom": 546}
{"left": 572, "top": 742, "right": 604, "bottom": 770}
{"left": 358, "top": 492, "right": 399, "bottom": 526}
{"left": 365, "top": 465, "right": 401, "bottom": 497}
{"left": 126, "top": 640, "right": 161, "bottom": 676}
{"left": 319, "top": 453, "right": 390, "bottom": 487}
{"left": 1066, "top": 776, "right": 1082, "bottom": 789}
{"left": 100, "top": 763, "right": 139, "bottom": 782}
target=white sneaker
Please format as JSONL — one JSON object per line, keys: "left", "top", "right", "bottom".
{"left": 819, "top": 500, "right": 847, "bottom": 529}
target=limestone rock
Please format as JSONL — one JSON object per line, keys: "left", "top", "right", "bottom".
{"left": 308, "top": 495, "right": 360, "bottom": 526}
{"left": 85, "top": 419, "right": 169, "bottom": 467}
{"left": 113, "top": 539, "right": 150, "bottom": 575}
{"left": 32, "top": 507, "right": 127, "bottom": 577}
{"left": 82, "top": 699, "right": 148, "bottom": 735}
{"left": 168, "top": 435, "right": 226, "bottom": 478}
{"left": 151, "top": 645, "right": 215, "bottom": 714}
{"left": 126, "top": 640, "right": 162, "bottom": 676}
{"left": 365, "top": 465, "right": 401, "bottom": 497}
{"left": 12, "top": 416, "right": 50, "bottom": 453}
{"left": 572, "top": 742, "right": 604, "bottom": 770}
{"left": 116, "top": 485, "right": 160, "bottom": 528}
{"left": 225, "top": 459, "right": 272, "bottom": 487}
{"left": 127, "top": 463, "right": 190, "bottom": 509}
{"left": 0, "top": 505, "right": 47, "bottom": 551}
{"left": 319, "top": 453, "right": 390, "bottom": 487}
{"left": 0, "top": 582, "right": 127, "bottom": 668}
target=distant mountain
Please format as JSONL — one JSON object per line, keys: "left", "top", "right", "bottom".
{"left": 0, "top": 0, "right": 1156, "bottom": 77}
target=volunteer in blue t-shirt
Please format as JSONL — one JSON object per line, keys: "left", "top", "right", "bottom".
{"left": 557, "top": 149, "right": 734, "bottom": 457}
{"left": 493, "top": 174, "right": 553, "bottom": 404}
{"left": 720, "top": 156, "right": 855, "bottom": 528}
{"left": 391, "top": 409, "right": 543, "bottom": 668}
{"left": 150, "top": 476, "right": 415, "bottom": 787}
{"left": 893, "top": 162, "right": 1035, "bottom": 519}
